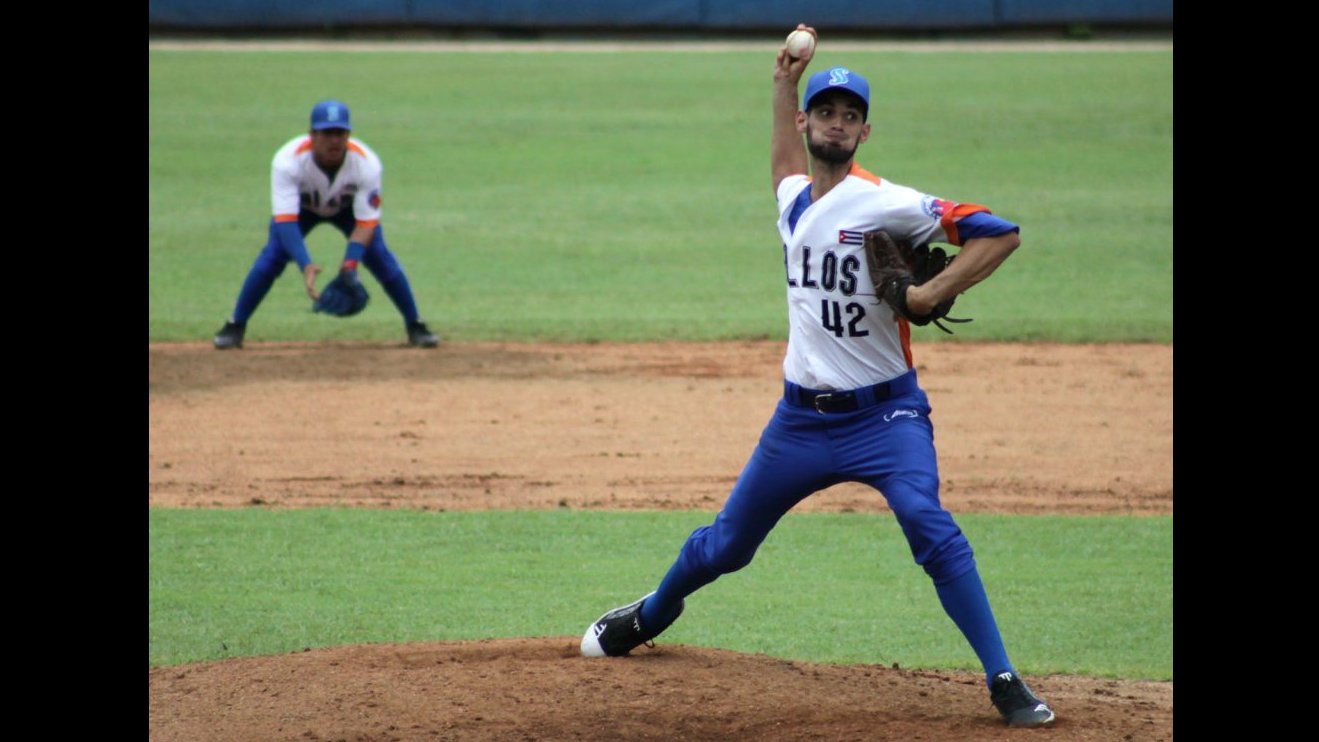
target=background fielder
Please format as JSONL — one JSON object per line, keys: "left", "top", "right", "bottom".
{"left": 213, "top": 100, "right": 440, "bottom": 349}
{"left": 579, "top": 26, "right": 1057, "bottom": 728}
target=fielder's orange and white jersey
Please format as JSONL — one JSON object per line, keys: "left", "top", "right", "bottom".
{"left": 270, "top": 135, "right": 383, "bottom": 226}
{"left": 775, "top": 163, "right": 988, "bottom": 391}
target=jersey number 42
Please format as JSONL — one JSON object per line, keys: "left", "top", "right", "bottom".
{"left": 821, "top": 300, "right": 869, "bottom": 338}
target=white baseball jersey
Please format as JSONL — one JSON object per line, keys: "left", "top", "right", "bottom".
{"left": 775, "top": 163, "right": 988, "bottom": 390}
{"left": 270, "top": 135, "right": 383, "bottom": 227}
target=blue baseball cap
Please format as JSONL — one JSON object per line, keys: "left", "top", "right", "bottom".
{"left": 310, "top": 100, "right": 352, "bottom": 131}
{"left": 802, "top": 68, "right": 871, "bottom": 120}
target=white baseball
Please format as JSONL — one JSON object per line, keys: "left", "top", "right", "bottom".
{"left": 784, "top": 29, "right": 816, "bottom": 60}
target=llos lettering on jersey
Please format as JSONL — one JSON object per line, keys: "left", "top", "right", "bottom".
{"left": 800, "top": 246, "right": 817, "bottom": 287}
{"left": 784, "top": 244, "right": 861, "bottom": 295}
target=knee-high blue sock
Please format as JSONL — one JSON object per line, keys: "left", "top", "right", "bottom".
{"left": 934, "top": 566, "right": 1014, "bottom": 687}
{"left": 232, "top": 260, "right": 284, "bottom": 323}
{"left": 378, "top": 272, "right": 420, "bottom": 324}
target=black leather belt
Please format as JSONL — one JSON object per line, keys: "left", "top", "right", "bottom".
{"left": 784, "top": 371, "right": 919, "bottom": 414}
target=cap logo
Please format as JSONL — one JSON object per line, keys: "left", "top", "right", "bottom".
{"left": 828, "top": 68, "right": 851, "bottom": 86}
{"left": 326, "top": 106, "right": 342, "bottom": 122}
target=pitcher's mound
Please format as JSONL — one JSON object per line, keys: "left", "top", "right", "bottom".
{"left": 149, "top": 637, "right": 1170, "bottom": 741}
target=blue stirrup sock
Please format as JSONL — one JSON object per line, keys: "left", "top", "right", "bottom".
{"left": 934, "top": 566, "right": 1015, "bottom": 687}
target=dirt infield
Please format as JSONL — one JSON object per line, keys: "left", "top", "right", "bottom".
{"left": 148, "top": 340, "right": 1172, "bottom": 741}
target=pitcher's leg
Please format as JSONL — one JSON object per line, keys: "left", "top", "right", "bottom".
{"left": 640, "top": 403, "right": 834, "bottom": 633}
{"left": 853, "top": 410, "right": 1012, "bottom": 683}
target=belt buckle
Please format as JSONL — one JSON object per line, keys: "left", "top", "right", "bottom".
{"left": 812, "top": 393, "right": 836, "bottom": 414}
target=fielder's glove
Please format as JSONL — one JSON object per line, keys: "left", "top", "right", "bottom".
{"left": 313, "top": 269, "right": 370, "bottom": 317}
{"left": 862, "top": 230, "right": 972, "bottom": 334}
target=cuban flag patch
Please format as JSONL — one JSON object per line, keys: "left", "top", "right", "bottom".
{"left": 839, "top": 229, "right": 865, "bottom": 245}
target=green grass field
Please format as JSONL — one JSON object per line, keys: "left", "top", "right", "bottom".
{"left": 149, "top": 508, "right": 1171, "bottom": 679}
{"left": 149, "top": 48, "right": 1172, "bottom": 343}
{"left": 149, "top": 45, "right": 1173, "bottom": 680}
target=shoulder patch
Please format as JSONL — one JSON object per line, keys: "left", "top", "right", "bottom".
{"left": 921, "top": 196, "right": 955, "bottom": 220}
{"left": 369, "top": 190, "right": 381, "bottom": 209}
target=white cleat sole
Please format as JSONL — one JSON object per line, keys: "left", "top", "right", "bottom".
{"left": 580, "top": 592, "right": 654, "bottom": 658}
{"left": 580, "top": 621, "right": 607, "bottom": 657}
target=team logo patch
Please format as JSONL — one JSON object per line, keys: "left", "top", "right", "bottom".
{"left": 369, "top": 190, "right": 381, "bottom": 209}
{"left": 838, "top": 229, "right": 864, "bottom": 245}
{"left": 829, "top": 68, "right": 851, "bottom": 85}
{"left": 921, "top": 196, "right": 954, "bottom": 220}
{"left": 882, "top": 409, "right": 920, "bottom": 422}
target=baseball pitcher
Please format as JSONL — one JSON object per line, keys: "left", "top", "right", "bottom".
{"left": 579, "top": 26, "right": 1056, "bottom": 729}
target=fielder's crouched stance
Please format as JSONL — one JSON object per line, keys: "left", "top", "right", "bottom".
{"left": 213, "top": 100, "right": 440, "bottom": 350}
{"left": 580, "top": 27, "right": 1056, "bottom": 729}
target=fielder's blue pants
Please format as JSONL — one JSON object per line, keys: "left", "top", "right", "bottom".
{"left": 641, "top": 369, "right": 1014, "bottom": 682}
{"left": 231, "top": 208, "right": 420, "bottom": 324}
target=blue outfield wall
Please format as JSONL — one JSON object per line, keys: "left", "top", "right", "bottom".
{"left": 149, "top": 1, "right": 410, "bottom": 28}
{"left": 997, "top": 0, "right": 1175, "bottom": 24}
{"left": 407, "top": 1, "right": 702, "bottom": 27}
{"left": 148, "top": 1, "right": 1173, "bottom": 30}
{"left": 698, "top": 1, "right": 996, "bottom": 30}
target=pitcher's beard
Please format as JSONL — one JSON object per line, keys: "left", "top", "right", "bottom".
{"left": 807, "top": 139, "right": 858, "bottom": 165}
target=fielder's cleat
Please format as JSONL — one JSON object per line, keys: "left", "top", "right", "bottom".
{"left": 990, "top": 671, "right": 1057, "bottom": 728}
{"left": 580, "top": 591, "right": 683, "bottom": 657}
{"left": 213, "top": 321, "right": 246, "bottom": 350}
{"left": 406, "top": 320, "right": 440, "bottom": 348}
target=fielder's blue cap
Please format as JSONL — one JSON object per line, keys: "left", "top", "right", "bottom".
{"left": 310, "top": 100, "right": 352, "bottom": 131}
{"left": 803, "top": 68, "right": 871, "bottom": 119}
